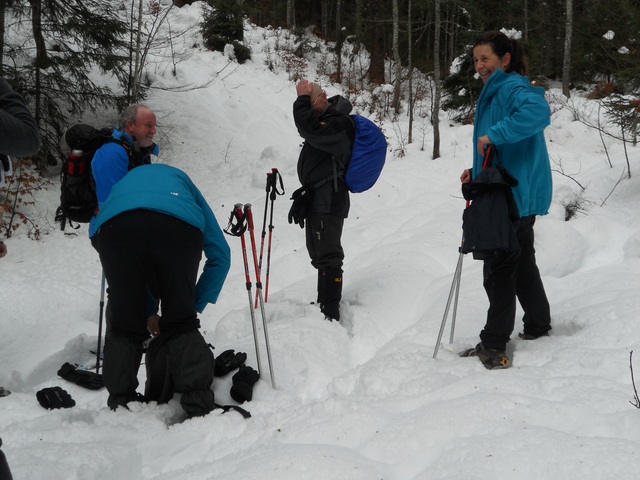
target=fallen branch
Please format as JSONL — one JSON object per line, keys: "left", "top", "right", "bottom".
{"left": 630, "top": 351, "right": 640, "bottom": 409}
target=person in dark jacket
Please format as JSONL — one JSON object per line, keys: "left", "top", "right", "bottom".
{"left": 93, "top": 164, "right": 231, "bottom": 417}
{"left": 0, "top": 77, "right": 41, "bottom": 158}
{"left": 459, "top": 31, "right": 552, "bottom": 370}
{"left": 0, "top": 77, "right": 40, "bottom": 480}
{"left": 290, "top": 79, "right": 355, "bottom": 322}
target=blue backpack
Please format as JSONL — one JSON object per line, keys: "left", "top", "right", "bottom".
{"left": 343, "top": 115, "right": 387, "bottom": 193}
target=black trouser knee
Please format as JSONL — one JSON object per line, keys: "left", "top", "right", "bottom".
{"left": 168, "top": 329, "right": 215, "bottom": 418}
{"left": 103, "top": 333, "right": 144, "bottom": 397}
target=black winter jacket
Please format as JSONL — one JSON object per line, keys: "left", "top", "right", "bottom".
{"left": 0, "top": 78, "right": 41, "bottom": 157}
{"left": 293, "top": 94, "right": 355, "bottom": 217}
{"left": 460, "top": 164, "right": 520, "bottom": 260}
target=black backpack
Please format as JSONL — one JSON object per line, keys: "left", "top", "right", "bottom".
{"left": 55, "top": 124, "right": 130, "bottom": 230}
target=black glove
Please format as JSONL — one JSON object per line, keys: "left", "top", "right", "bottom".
{"left": 58, "top": 362, "right": 104, "bottom": 390}
{"left": 214, "top": 349, "right": 247, "bottom": 377}
{"left": 230, "top": 365, "right": 260, "bottom": 404}
{"left": 288, "top": 186, "right": 313, "bottom": 229}
{"left": 36, "top": 386, "right": 75, "bottom": 409}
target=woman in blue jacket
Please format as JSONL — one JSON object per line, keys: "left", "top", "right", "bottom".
{"left": 460, "top": 31, "right": 552, "bottom": 369}
{"left": 94, "top": 164, "right": 231, "bottom": 416}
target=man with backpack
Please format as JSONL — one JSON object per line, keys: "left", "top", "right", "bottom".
{"left": 92, "top": 163, "right": 231, "bottom": 416}
{"left": 88, "top": 104, "right": 159, "bottom": 240}
{"left": 289, "top": 79, "right": 355, "bottom": 322}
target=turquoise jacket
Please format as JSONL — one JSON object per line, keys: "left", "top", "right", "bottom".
{"left": 472, "top": 69, "right": 552, "bottom": 217}
{"left": 94, "top": 164, "right": 231, "bottom": 312}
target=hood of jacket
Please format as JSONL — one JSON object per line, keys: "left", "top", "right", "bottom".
{"left": 326, "top": 95, "right": 353, "bottom": 117}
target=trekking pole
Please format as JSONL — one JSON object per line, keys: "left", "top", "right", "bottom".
{"left": 449, "top": 252, "right": 463, "bottom": 345}
{"left": 223, "top": 203, "right": 264, "bottom": 378}
{"left": 255, "top": 168, "right": 285, "bottom": 307}
{"left": 264, "top": 168, "right": 284, "bottom": 303}
{"left": 96, "top": 271, "right": 106, "bottom": 373}
{"left": 433, "top": 146, "right": 495, "bottom": 359}
{"left": 244, "top": 203, "right": 276, "bottom": 389}
{"left": 255, "top": 171, "right": 274, "bottom": 309}
{"left": 433, "top": 244, "right": 465, "bottom": 359}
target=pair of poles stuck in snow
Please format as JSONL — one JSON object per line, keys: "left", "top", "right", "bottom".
{"left": 94, "top": 169, "right": 285, "bottom": 390}
{"left": 223, "top": 169, "right": 284, "bottom": 388}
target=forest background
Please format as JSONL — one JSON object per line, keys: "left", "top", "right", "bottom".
{"left": 1, "top": 0, "right": 639, "bottom": 239}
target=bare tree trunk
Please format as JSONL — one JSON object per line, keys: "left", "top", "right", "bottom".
{"left": 29, "top": 0, "right": 46, "bottom": 126}
{"left": 355, "top": 0, "right": 363, "bottom": 39}
{"left": 368, "top": 32, "right": 386, "bottom": 84}
{"left": 447, "top": 5, "right": 456, "bottom": 70}
{"left": 335, "top": 0, "right": 342, "bottom": 84}
{"left": 432, "top": 0, "right": 441, "bottom": 159}
{"left": 524, "top": 0, "right": 529, "bottom": 41}
{"left": 562, "top": 0, "right": 573, "bottom": 98}
{"left": 391, "top": 0, "right": 402, "bottom": 114}
{"left": 287, "top": 0, "right": 294, "bottom": 27}
{"left": 132, "top": 0, "right": 144, "bottom": 102}
{"left": 321, "top": 0, "right": 328, "bottom": 37}
{"left": 0, "top": 0, "right": 5, "bottom": 76}
{"left": 408, "top": 0, "right": 413, "bottom": 144}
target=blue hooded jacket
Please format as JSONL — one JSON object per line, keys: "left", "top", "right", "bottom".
{"left": 472, "top": 68, "right": 552, "bottom": 217}
{"left": 89, "top": 129, "right": 159, "bottom": 237}
{"left": 94, "top": 164, "right": 231, "bottom": 312}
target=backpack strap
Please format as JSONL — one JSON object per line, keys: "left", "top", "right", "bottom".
{"left": 309, "top": 115, "right": 354, "bottom": 191}
{"left": 214, "top": 402, "right": 252, "bottom": 419}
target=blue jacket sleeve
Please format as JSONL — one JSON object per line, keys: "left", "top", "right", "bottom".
{"left": 487, "top": 84, "right": 550, "bottom": 146}
{"left": 193, "top": 192, "right": 231, "bottom": 313}
{"left": 92, "top": 142, "right": 131, "bottom": 208}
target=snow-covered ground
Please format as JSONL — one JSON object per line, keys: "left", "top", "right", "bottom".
{"left": 1, "top": 3, "right": 640, "bottom": 479}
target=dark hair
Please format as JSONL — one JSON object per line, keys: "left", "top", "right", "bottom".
{"left": 474, "top": 31, "right": 528, "bottom": 76}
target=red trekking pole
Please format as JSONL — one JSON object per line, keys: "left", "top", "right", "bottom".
{"left": 224, "top": 204, "right": 264, "bottom": 379}
{"left": 255, "top": 168, "right": 285, "bottom": 307}
{"left": 244, "top": 203, "right": 276, "bottom": 388}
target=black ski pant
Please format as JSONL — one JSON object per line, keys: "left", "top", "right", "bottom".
{"left": 0, "top": 437, "right": 13, "bottom": 480}
{"left": 480, "top": 215, "right": 551, "bottom": 350}
{"left": 306, "top": 212, "right": 344, "bottom": 320}
{"left": 95, "top": 210, "right": 207, "bottom": 408}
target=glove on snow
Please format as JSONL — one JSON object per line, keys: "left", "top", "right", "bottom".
{"left": 36, "top": 386, "right": 75, "bottom": 409}
{"left": 288, "top": 186, "right": 313, "bottom": 229}
{"left": 214, "top": 349, "right": 247, "bottom": 377}
{"left": 230, "top": 365, "right": 260, "bottom": 404}
{"left": 58, "top": 362, "right": 104, "bottom": 390}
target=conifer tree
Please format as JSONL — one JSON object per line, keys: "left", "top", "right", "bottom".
{"left": 3, "top": 0, "right": 130, "bottom": 165}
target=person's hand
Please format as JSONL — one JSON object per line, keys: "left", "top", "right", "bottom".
{"left": 296, "top": 79, "right": 313, "bottom": 97}
{"left": 147, "top": 314, "right": 160, "bottom": 337}
{"left": 288, "top": 185, "right": 313, "bottom": 229}
{"left": 476, "top": 135, "right": 492, "bottom": 155}
{"left": 460, "top": 169, "right": 472, "bottom": 184}
{"left": 0, "top": 241, "right": 6, "bottom": 259}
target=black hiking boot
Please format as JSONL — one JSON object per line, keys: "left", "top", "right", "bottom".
{"left": 518, "top": 332, "right": 550, "bottom": 340}
{"left": 321, "top": 303, "right": 340, "bottom": 322}
{"left": 460, "top": 343, "right": 510, "bottom": 370}
{"left": 107, "top": 392, "right": 147, "bottom": 411}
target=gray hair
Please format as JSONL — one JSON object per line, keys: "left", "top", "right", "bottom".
{"left": 118, "top": 104, "right": 149, "bottom": 130}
